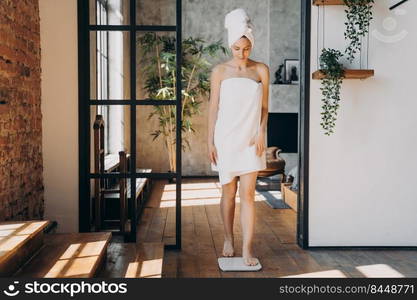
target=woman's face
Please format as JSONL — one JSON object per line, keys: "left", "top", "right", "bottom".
{"left": 231, "top": 36, "right": 252, "bottom": 60}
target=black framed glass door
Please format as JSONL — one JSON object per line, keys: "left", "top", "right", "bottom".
{"left": 78, "top": 0, "right": 182, "bottom": 248}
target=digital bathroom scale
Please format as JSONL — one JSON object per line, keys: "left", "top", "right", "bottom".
{"left": 217, "top": 257, "right": 262, "bottom": 272}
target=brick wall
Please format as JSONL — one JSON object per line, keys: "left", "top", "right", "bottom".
{"left": 0, "top": 0, "right": 44, "bottom": 221}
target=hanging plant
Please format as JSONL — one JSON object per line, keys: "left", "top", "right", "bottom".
{"left": 319, "top": 48, "right": 345, "bottom": 136}
{"left": 343, "top": 0, "right": 374, "bottom": 63}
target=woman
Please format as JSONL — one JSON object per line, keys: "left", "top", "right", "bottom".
{"left": 207, "top": 8, "right": 269, "bottom": 266}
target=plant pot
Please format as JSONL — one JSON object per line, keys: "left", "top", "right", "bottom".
{"left": 281, "top": 182, "right": 298, "bottom": 212}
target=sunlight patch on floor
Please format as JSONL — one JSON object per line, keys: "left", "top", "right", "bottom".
{"left": 44, "top": 241, "right": 107, "bottom": 278}
{"left": 356, "top": 264, "right": 405, "bottom": 278}
{"left": 282, "top": 269, "right": 347, "bottom": 278}
{"left": 0, "top": 235, "right": 29, "bottom": 252}
{"left": 0, "top": 223, "right": 26, "bottom": 232}
{"left": 159, "top": 182, "right": 271, "bottom": 208}
{"left": 0, "top": 222, "right": 47, "bottom": 253}
{"left": 125, "top": 258, "right": 163, "bottom": 278}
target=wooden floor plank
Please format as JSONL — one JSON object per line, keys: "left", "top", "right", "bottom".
{"left": 145, "top": 207, "right": 169, "bottom": 243}
{"left": 99, "top": 242, "right": 137, "bottom": 278}
{"left": 161, "top": 249, "right": 178, "bottom": 278}
{"left": 162, "top": 206, "right": 176, "bottom": 245}
{"left": 136, "top": 207, "right": 155, "bottom": 242}
{"left": 192, "top": 205, "right": 221, "bottom": 277}
{"left": 176, "top": 206, "right": 196, "bottom": 277}
{"left": 125, "top": 242, "right": 164, "bottom": 278}
{"left": 100, "top": 242, "right": 164, "bottom": 278}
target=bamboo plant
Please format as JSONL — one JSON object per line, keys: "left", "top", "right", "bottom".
{"left": 137, "top": 33, "right": 228, "bottom": 172}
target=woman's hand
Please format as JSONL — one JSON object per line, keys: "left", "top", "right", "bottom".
{"left": 208, "top": 143, "right": 218, "bottom": 165}
{"left": 249, "top": 132, "right": 266, "bottom": 156}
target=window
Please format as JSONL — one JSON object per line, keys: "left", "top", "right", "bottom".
{"left": 96, "top": 0, "right": 110, "bottom": 154}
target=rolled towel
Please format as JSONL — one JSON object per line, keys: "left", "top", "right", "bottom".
{"left": 224, "top": 8, "right": 255, "bottom": 49}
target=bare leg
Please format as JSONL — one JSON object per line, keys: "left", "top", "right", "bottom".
{"left": 220, "top": 176, "right": 238, "bottom": 257}
{"left": 238, "top": 171, "right": 259, "bottom": 266}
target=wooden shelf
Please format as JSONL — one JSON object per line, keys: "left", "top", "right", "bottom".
{"left": 312, "top": 69, "right": 374, "bottom": 80}
{"left": 313, "top": 0, "right": 344, "bottom": 5}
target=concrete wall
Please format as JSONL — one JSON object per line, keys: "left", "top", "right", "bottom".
{"left": 269, "top": 0, "right": 300, "bottom": 174}
{"left": 180, "top": 0, "right": 300, "bottom": 176}
{"left": 134, "top": 0, "right": 275, "bottom": 175}
{"left": 40, "top": 0, "right": 79, "bottom": 232}
{"left": 309, "top": 0, "right": 417, "bottom": 246}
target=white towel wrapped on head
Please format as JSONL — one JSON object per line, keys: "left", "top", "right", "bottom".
{"left": 224, "top": 8, "right": 255, "bottom": 49}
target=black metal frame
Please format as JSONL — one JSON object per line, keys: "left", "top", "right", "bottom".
{"left": 78, "top": 0, "right": 182, "bottom": 248}
{"left": 297, "top": 0, "right": 310, "bottom": 249}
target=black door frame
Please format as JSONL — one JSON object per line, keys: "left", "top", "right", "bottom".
{"left": 78, "top": 0, "right": 311, "bottom": 250}
{"left": 298, "top": 0, "right": 311, "bottom": 249}
{"left": 77, "top": 0, "right": 183, "bottom": 248}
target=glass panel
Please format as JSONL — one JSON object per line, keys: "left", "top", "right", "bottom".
{"left": 90, "top": 31, "right": 131, "bottom": 100}
{"left": 136, "top": 31, "right": 177, "bottom": 101}
{"left": 89, "top": 0, "right": 130, "bottom": 25}
{"left": 136, "top": 105, "right": 178, "bottom": 174}
{"left": 136, "top": 0, "right": 176, "bottom": 26}
{"left": 90, "top": 105, "right": 131, "bottom": 174}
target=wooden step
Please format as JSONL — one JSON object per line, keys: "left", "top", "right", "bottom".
{"left": 14, "top": 232, "right": 112, "bottom": 278}
{"left": 0, "top": 220, "right": 50, "bottom": 277}
{"left": 100, "top": 242, "right": 164, "bottom": 278}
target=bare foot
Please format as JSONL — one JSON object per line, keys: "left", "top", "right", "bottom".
{"left": 222, "top": 239, "right": 234, "bottom": 257}
{"left": 242, "top": 247, "right": 258, "bottom": 266}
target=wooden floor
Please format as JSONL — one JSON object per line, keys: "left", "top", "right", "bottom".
{"left": 113, "top": 178, "right": 417, "bottom": 278}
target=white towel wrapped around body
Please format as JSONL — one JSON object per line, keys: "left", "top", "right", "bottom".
{"left": 211, "top": 77, "right": 266, "bottom": 185}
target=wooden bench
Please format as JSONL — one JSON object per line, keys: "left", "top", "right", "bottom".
{"left": 0, "top": 220, "right": 50, "bottom": 277}
{"left": 94, "top": 115, "right": 153, "bottom": 236}
{"left": 93, "top": 116, "right": 131, "bottom": 234}
{"left": 104, "top": 152, "right": 131, "bottom": 174}
{"left": 103, "top": 168, "right": 152, "bottom": 232}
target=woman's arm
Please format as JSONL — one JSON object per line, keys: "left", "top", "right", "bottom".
{"left": 258, "top": 63, "right": 270, "bottom": 136}
{"left": 207, "top": 65, "right": 222, "bottom": 146}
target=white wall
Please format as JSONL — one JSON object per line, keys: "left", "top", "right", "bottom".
{"left": 309, "top": 0, "right": 417, "bottom": 246}
{"left": 40, "top": 0, "right": 79, "bottom": 232}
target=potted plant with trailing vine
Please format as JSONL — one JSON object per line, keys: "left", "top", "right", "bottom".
{"left": 137, "top": 33, "right": 227, "bottom": 179}
{"left": 319, "top": 48, "right": 344, "bottom": 136}
{"left": 343, "top": 0, "right": 374, "bottom": 63}
{"left": 319, "top": 0, "right": 374, "bottom": 135}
